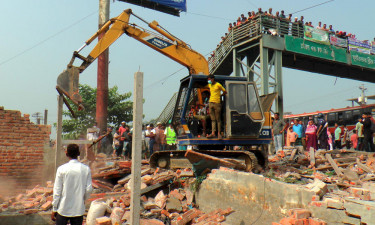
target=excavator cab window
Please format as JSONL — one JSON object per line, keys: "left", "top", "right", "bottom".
{"left": 226, "top": 81, "right": 264, "bottom": 137}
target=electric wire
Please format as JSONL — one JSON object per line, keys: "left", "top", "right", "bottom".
{"left": 0, "top": 10, "right": 98, "bottom": 67}
{"left": 291, "top": 0, "right": 335, "bottom": 15}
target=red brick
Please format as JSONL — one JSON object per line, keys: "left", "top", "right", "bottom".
{"left": 24, "top": 209, "right": 38, "bottom": 215}
{"left": 169, "top": 189, "right": 185, "bottom": 201}
{"left": 280, "top": 218, "right": 295, "bottom": 225}
{"left": 140, "top": 218, "right": 164, "bottom": 225}
{"left": 95, "top": 216, "right": 111, "bottom": 225}
{"left": 291, "top": 209, "right": 311, "bottom": 219}
{"left": 171, "top": 208, "right": 202, "bottom": 225}
{"left": 40, "top": 201, "right": 52, "bottom": 211}
{"left": 309, "top": 217, "right": 327, "bottom": 225}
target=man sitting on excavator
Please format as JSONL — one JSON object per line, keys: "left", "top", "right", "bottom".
{"left": 206, "top": 75, "right": 227, "bottom": 139}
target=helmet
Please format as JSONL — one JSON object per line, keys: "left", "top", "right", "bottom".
{"left": 317, "top": 113, "right": 324, "bottom": 118}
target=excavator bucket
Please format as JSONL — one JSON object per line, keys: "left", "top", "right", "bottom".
{"left": 56, "top": 66, "right": 82, "bottom": 105}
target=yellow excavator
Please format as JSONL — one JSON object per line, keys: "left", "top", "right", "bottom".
{"left": 57, "top": 9, "right": 275, "bottom": 173}
{"left": 56, "top": 8, "right": 208, "bottom": 108}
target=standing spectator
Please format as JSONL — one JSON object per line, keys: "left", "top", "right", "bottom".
{"left": 119, "top": 121, "right": 126, "bottom": 135}
{"left": 327, "top": 130, "right": 333, "bottom": 150}
{"left": 154, "top": 122, "right": 163, "bottom": 151}
{"left": 280, "top": 10, "right": 286, "bottom": 19}
{"left": 334, "top": 123, "right": 342, "bottom": 149}
{"left": 228, "top": 23, "right": 233, "bottom": 32}
{"left": 287, "top": 126, "right": 298, "bottom": 147}
{"left": 356, "top": 117, "right": 364, "bottom": 150}
{"left": 233, "top": 22, "right": 237, "bottom": 28}
{"left": 286, "top": 122, "right": 294, "bottom": 146}
{"left": 141, "top": 125, "right": 148, "bottom": 159}
{"left": 268, "top": 8, "right": 273, "bottom": 16}
{"left": 52, "top": 144, "right": 92, "bottom": 225}
{"left": 287, "top": 14, "right": 292, "bottom": 21}
{"left": 272, "top": 113, "right": 286, "bottom": 152}
{"left": 236, "top": 17, "right": 242, "bottom": 26}
{"left": 328, "top": 25, "right": 335, "bottom": 34}
{"left": 122, "top": 125, "right": 132, "bottom": 160}
{"left": 113, "top": 129, "right": 122, "bottom": 157}
{"left": 316, "top": 113, "right": 328, "bottom": 150}
{"left": 341, "top": 124, "right": 348, "bottom": 149}
{"left": 86, "top": 122, "right": 100, "bottom": 157}
{"left": 145, "top": 124, "right": 156, "bottom": 155}
{"left": 316, "top": 21, "right": 322, "bottom": 29}
{"left": 165, "top": 122, "right": 177, "bottom": 150}
{"left": 241, "top": 14, "right": 247, "bottom": 23}
{"left": 99, "top": 127, "right": 113, "bottom": 156}
{"left": 257, "top": 8, "right": 263, "bottom": 15}
{"left": 206, "top": 75, "right": 227, "bottom": 139}
{"left": 362, "top": 112, "right": 374, "bottom": 152}
{"left": 305, "top": 120, "right": 317, "bottom": 150}
{"left": 350, "top": 130, "right": 358, "bottom": 150}
{"left": 322, "top": 24, "right": 328, "bottom": 31}
{"left": 300, "top": 120, "right": 306, "bottom": 148}
{"left": 292, "top": 119, "right": 303, "bottom": 146}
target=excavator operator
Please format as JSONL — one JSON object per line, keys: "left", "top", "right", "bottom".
{"left": 205, "top": 75, "right": 227, "bottom": 139}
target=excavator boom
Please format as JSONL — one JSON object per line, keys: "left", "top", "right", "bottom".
{"left": 56, "top": 9, "right": 208, "bottom": 107}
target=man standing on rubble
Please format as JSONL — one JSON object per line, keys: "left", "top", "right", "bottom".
{"left": 52, "top": 144, "right": 92, "bottom": 225}
{"left": 362, "top": 112, "right": 374, "bottom": 152}
{"left": 272, "top": 113, "right": 286, "bottom": 152}
{"left": 316, "top": 113, "right": 328, "bottom": 150}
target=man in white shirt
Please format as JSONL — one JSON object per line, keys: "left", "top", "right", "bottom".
{"left": 52, "top": 144, "right": 92, "bottom": 225}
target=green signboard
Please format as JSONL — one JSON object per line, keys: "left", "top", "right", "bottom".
{"left": 285, "top": 36, "right": 347, "bottom": 63}
{"left": 350, "top": 51, "right": 375, "bottom": 69}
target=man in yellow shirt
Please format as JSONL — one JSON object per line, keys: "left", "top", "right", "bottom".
{"left": 206, "top": 75, "right": 227, "bottom": 139}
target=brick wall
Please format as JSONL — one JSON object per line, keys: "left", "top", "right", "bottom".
{"left": 0, "top": 107, "right": 51, "bottom": 195}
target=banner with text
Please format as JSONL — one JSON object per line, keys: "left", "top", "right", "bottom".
{"left": 285, "top": 36, "right": 347, "bottom": 63}
{"left": 304, "top": 26, "right": 330, "bottom": 45}
{"left": 348, "top": 38, "right": 371, "bottom": 54}
{"left": 329, "top": 36, "right": 347, "bottom": 48}
{"left": 351, "top": 51, "right": 375, "bottom": 69}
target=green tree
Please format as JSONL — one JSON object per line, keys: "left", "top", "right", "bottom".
{"left": 62, "top": 84, "right": 133, "bottom": 139}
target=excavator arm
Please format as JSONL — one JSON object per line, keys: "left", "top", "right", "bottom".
{"left": 57, "top": 9, "right": 208, "bottom": 108}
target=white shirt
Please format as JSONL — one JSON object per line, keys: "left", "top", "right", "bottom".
{"left": 52, "top": 159, "right": 92, "bottom": 217}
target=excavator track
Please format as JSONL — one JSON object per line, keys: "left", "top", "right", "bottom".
{"left": 150, "top": 149, "right": 264, "bottom": 173}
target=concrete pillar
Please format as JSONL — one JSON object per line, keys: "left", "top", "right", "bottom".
{"left": 130, "top": 72, "right": 144, "bottom": 225}
{"left": 260, "top": 41, "right": 269, "bottom": 95}
{"left": 55, "top": 95, "right": 63, "bottom": 173}
{"left": 96, "top": 0, "right": 110, "bottom": 133}
{"left": 233, "top": 48, "right": 241, "bottom": 77}
{"left": 274, "top": 50, "right": 283, "bottom": 117}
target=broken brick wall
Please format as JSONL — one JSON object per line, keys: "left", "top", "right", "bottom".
{"left": 0, "top": 107, "right": 52, "bottom": 196}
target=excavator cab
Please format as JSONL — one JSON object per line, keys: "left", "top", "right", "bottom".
{"left": 171, "top": 75, "right": 268, "bottom": 144}
{"left": 150, "top": 75, "right": 274, "bottom": 173}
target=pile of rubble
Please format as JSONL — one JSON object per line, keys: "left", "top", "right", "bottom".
{"left": 88, "top": 187, "right": 234, "bottom": 225}
{"left": 273, "top": 208, "right": 327, "bottom": 225}
{"left": 0, "top": 181, "right": 54, "bottom": 215}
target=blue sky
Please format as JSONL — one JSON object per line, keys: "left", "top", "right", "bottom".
{"left": 1, "top": 0, "right": 375, "bottom": 137}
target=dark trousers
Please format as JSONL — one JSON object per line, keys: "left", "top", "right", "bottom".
{"left": 363, "top": 133, "right": 374, "bottom": 152}
{"left": 56, "top": 213, "right": 83, "bottom": 225}
{"left": 334, "top": 140, "right": 341, "bottom": 149}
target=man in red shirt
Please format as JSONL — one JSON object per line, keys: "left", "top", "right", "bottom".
{"left": 350, "top": 130, "right": 358, "bottom": 149}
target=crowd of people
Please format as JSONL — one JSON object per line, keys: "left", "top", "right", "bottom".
{"left": 272, "top": 112, "right": 375, "bottom": 153}
{"left": 210, "top": 7, "right": 374, "bottom": 61}
{"left": 89, "top": 121, "right": 177, "bottom": 160}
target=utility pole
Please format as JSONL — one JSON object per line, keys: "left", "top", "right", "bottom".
{"left": 130, "top": 71, "right": 143, "bottom": 225}
{"left": 32, "top": 112, "right": 43, "bottom": 125}
{"left": 44, "top": 109, "right": 48, "bottom": 125}
{"left": 96, "top": 0, "right": 110, "bottom": 133}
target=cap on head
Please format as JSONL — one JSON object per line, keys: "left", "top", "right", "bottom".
{"left": 157, "top": 122, "right": 162, "bottom": 126}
